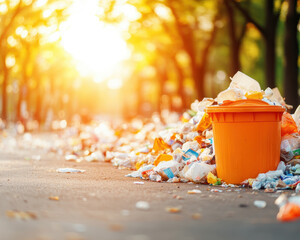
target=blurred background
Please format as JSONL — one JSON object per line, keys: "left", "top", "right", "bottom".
{"left": 0, "top": 0, "right": 299, "bottom": 129}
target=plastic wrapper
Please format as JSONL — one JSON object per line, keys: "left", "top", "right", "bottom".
{"left": 182, "top": 141, "right": 200, "bottom": 152}
{"left": 263, "top": 87, "right": 273, "bottom": 99}
{"left": 153, "top": 160, "right": 181, "bottom": 180}
{"left": 277, "top": 161, "right": 286, "bottom": 172}
{"left": 281, "top": 112, "right": 298, "bottom": 137}
{"left": 280, "top": 134, "right": 300, "bottom": 162}
{"left": 216, "top": 88, "right": 244, "bottom": 103}
{"left": 275, "top": 195, "right": 300, "bottom": 222}
{"left": 277, "top": 203, "right": 300, "bottom": 222}
{"left": 196, "top": 113, "right": 212, "bottom": 132}
{"left": 126, "top": 164, "right": 154, "bottom": 178}
{"left": 171, "top": 140, "right": 183, "bottom": 151}
{"left": 85, "top": 151, "right": 104, "bottom": 162}
{"left": 229, "top": 71, "right": 261, "bottom": 93}
{"left": 295, "top": 183, "right": 300, "bottom": 193}
{"left": 153, "top": 137, "right": 170, "bottom": 152}
{"left": 56, "top": 168, "right": 85, "bottom": 173}
{"left": 184, "top": 162, "right": 216, "bottom": 183}
{"left": 292, "top": 105, "right": 300, "bottom": 129}
{"left": 245, "top": 91, "right": 264, "bottom": 100}
{"left": 270, "top": 88, "right": 291, "bottom": 109}
{"left": 180, "top": 122, "right": 193, "bottom": 134}
{"left": 252, "top": 170, "right": 283, "bottom": 190}
{"left": 135, "top": 159, "right": 147, "bottom": 170}
{"left": 185, "top": 132, "right": 199, "bottom": 141}
{"left": 182, "top": 149, "right": 199, "bottom": 162}
{"left": 195, "top": 98, "right": 215, "bottom": 112}
{"left": 153, "top": 154, "right": 173, "bottom": 166}
{"left": 199, "top": 147, "right": 214, "bottom": 162}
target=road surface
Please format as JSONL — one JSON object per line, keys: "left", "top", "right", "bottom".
{"left": 0, "top": 133, "right": 299, "bottom": 240}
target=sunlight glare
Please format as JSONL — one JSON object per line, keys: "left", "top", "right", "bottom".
{"left": 107, "top": 78, "right": 123, "bottom": 90}
{"left": 60, "top": 0, "right": 131, "bottom": 82}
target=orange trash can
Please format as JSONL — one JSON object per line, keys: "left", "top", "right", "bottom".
{"left": 206, "top": 99, "right": 284, "bottom": 184}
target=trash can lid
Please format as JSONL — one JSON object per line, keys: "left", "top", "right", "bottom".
{"left": 206, "top": 99, "right": 285, "bottom": 113}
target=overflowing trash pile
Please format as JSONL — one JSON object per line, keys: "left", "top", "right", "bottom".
{"left": 26, "top": 71, "right": 298, "bottom": 222}
{"left": 55, "top": 72, "right": 299, "bottom": 194}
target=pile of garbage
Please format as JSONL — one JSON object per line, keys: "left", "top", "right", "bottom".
{"left": 53, "top": 71, "right": 300, "bottom": 222}
{"left": 58, "top": 72, "right": 300, "bottom": 195}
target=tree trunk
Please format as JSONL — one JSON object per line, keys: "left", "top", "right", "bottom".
{"left": 136, "top": 76, "right": 144, "bottom": 116}
{"left": 230, "top": 0, "right": 280, "bottom": 88}
{"left": 225, "top": 0, "right": 241, "bottom": 76}
{"left": 284, "top": 0, "right": 299, "bottom": 109}
{"left": 197, "top": 17, "right": 218, "bottom": 100}
{"left": 157, "top": 63, "right": 168, "bottom": 114}
{"left": 16, "top": 85, "right": 22, "bottom": 122}
{"left": 1, "top": 56, "right": 8, "bottom": 121}
{"left": 191, "top": 56, "right": 203, "bottom": 100}
{"left": 17, "top": 48, "right": 30, "bottom": 123}
{"left": 34, "top": 77, "right": 41, "bottom": 124}
{"left": 167, "top": 2, "right": 205, "bottom": 100}
{"left": 173, "top": 58, "right": 186, "bottom": 111}
{"left": 265, "top": 0, "right": 276, "bottom": 88}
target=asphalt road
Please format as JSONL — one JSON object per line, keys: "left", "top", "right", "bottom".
{"left": 0, "top": 133, "right": 299, "bottom": 240}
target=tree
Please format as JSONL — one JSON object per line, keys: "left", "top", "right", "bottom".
{"left": 231, "top": 0, "right": 283, "bottom": 88}
{"left": 165, "top": 0, "right": 220, "bottom": 100}
{"left": 0, "top": 0, "right": 72, "bottom": 125}
{"left": 284, "top": 0, "right": 299, "bottom": 109}
{"left": 0, "top": 0, "right": 33, "bottom": 121}
{"left": 13, "top": 1, "right": 67, "bottom": 123}
{"left": 224, "top": 0, "right": 247, "bottom": 76}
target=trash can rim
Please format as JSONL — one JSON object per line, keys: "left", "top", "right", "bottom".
{"left": 206, "top": 99, "right": 285, "bottom": 113}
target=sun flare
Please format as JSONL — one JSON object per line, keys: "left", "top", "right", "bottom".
{"left": 59, "top": 0, "right": 130, "bottom": 82}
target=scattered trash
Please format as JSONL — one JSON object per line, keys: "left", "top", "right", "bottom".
{"left": 239, "top": 204, "right": 248, "bottom": 208}
{"left": 264, "top": 188, "right": 275, "bottom": 193}
{"left": 6, "top": 210, "right": 37, "bottom": 220}
{"left": 49, "top": 196, "right": 60, "bottom": 201}
{"left": 277, "top": 203, "right": 300, "bottom": 222}
{"left": 253, "top": 200, "right": 267, "bottom": 208}
{"left": 165, "top": 206, "right": 182, "bottom": 213}
{"left": 134, "top": 181, "right": 145, "bottom": 185}
{"left": 275, "top": 194, "right": 300, "bottom": 222}
{"left": 109, "top": 224, "right": 124, "bottom": 232}
{"left": 207, "top": 172, "right": 221, "bottom": 185}
{"left": 296, "top": 183, "right": 300, "bottom": 193}
{"left": 210, "top": 189, "right": 223, "bottom": 193}
{"left": 65, "top": 154, "right": 78, "bottom": 162}
{"left": 187, "top": 189, "right": 202, "bottom": 194}
{"left": 56, "top": 168, "right": 85, "bottom": 173}
{"left": 192, "top": 213, "right": 202, "bottom": 219}
{"left": 184, "top": 162, "right": 216, "bottom": 183}
{"left": 173, "top": 195, "right": 184, "bottom": 200}
{"left": 135, "top": 201, "right": 150, "bottom": 210}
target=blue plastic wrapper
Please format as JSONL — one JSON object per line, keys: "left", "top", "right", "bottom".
{"left": 163, "top": 168, "right": 175, "bottom": 179}
{"left": 182, "top": 149, "right": 199, "bottom": 161}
